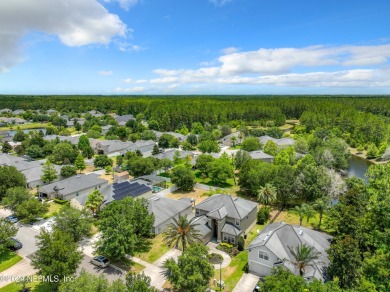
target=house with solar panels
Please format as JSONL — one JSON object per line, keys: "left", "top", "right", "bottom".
{"left": 111, "top": 180, "right": 153, "bottom": 200}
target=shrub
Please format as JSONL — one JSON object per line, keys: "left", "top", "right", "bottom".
{"left": 217, "top": 242, "right": 234, "bottom": 254}
{"left": 207, "top": 253, "right": 223, "bottom": 264}
{"left": 237, "top": 236, "right": 245, "bottom": 251}
{"left": 54, "top": 198, "right": 69, "bottom": 205}
{"left": 257, "top": 206, "right": 272, "bottom": 225}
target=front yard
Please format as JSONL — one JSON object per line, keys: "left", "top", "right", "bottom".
{"left": 137, "top": 233, "right": 171, "bottom": 264}
{"left": 0, "top": 279, "right": 52, "bottom": 292}
{"left": 0, "top": 251, "right": 23, "bottom": 273}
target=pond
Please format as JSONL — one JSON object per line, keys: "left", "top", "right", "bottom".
{"left": 346, "top": 155, "right": 373, "bottom": 182}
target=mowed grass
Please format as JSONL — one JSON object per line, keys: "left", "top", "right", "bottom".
{"left": 137, "top": 233, "right": 171, "bottom": 264}
{"left": 194, "top": 170, "right": 235, "bottom": 189}
{"left": 0, "top": 123, "right": 48, "bottom": 132}
{"left": 0, "top": 280, "right": 52, "bottom": 292}
{"left": 0, "top": 251, "right": 23, "bottom": 273}
{"left": 45, "top": 202, "right": 64, "bottom": 217}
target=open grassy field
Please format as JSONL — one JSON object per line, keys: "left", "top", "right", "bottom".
{"left": 0, "top": 123, "right": 48, "bottom": 132}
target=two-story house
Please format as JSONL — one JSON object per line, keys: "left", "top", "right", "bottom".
{"left": 247, "top": 222, "right": 332, "bottom": 281}
{"left": 195, "top": 194, "right": 258, "bottom": 244}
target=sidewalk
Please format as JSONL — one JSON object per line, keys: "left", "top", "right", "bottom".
{"left": 0, "top": 259, "right": 37, "bottom": 288}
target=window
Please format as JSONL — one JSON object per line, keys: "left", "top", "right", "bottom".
{"left": 259, "top": 251, "right": 269, "bottom": 261}
{"left": 223, "top": 235, "right": 227, "bottom": 241}
{"left": 235, "top": 219, "right": 240, "bottom": 226}
{"left": 196, "top": 210, "right": 200, "bottom": 215}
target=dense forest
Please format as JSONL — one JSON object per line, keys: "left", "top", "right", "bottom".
{"left": 1, "top": 95, "right": 390, "bottom": 147}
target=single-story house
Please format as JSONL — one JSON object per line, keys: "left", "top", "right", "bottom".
{"left": 123, "top": 140, "right": 156, "bottom": 155}
{"left": 219, "top": 132, "right": 242, "bottom": 147}
{"left": 259, "top": 135, "right": 294, "bottom": 148}
{"left": 247, "top": 222, "right": 332, "bottom": 281}
{"left": 70, "top": 184, "right": 114, "bottom": 210}
{"left": 46, "top": 109, "right": 57, "bottom": 115}
{"left": 38, "top": 173, "right": 108, "bottom": 200}
{"left": 0, "top": 117, "right": 26, "bottom": 125}
{"left": 148, "top": 196, "right": 193, "bottom": 235}
{"left": 249, "top": 150, "right": 274, "bottom": 163}
{"left": 44, "top": 135, "right": 80, "bottom": 145}
{"left": 152, "top": 131, "right": 187, "bottom": 142}
{"left": 91, "top": 139, "right": 134, "bottom": 155}
{"left": 66, "top": 118, "right": 86, "bottom": 127}
{"left": 12, "top": 109, "right": 25, "bottom": 115}
{"left": 153, "top": 149, "right": 193, "bottom": 161}
{"left": 86, "top": 110, "right": 104, "bottom": 118}
{"left": 111, "top": 180, "right": 153, "bottom": 200}
{"left": 195, "top": 194, "right": 258, "bottom": 244}
{"left": 113, "top": 114, "right": 136, "bottom": 126}
{"left": 0, "top": 131, "right": 12, "bottom": 142}
{"left": 21, "top": 164, "right": 63, "bottom": 188}
{"left": 0, "top": 108, "right": 12, "bottom": 114}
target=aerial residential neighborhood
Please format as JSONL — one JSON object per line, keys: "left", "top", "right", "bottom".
{"left": 0, "top": 100, "right": 389, "bottom": 292}
{"left": 1, "top": 0, "right": 390, "bottom": 292}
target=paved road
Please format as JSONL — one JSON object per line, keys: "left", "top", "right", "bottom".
{"left": 14, "top": 225, "right": 39, "bottom": 257}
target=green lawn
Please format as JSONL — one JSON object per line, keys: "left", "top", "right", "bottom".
{"left": 111, "top": 258, "right": 145, "bottom": 273}
{"left": 0, "top": 280, "right": 52, "bottom": 292}
{"left": 0, "top": 123, "right": 48, "bottom": 132}
{"left": 273, "top": 209, "right": 329, "bottom": 231}
{"left": 137, "top": 234, "right": 171, "bottom": 264}
{"left": 44, "top": 202, "right": 64, "bottom": 218}
{"left": 0, "top": 251, "right": 23, "bottom": 273}
{"left": 194, "top": 170, "right": 235, "bottom": 189}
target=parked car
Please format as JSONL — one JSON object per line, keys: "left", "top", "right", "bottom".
{"left": 90, "top": 256, "right": 110, "bottom": 268}
{"left": 8, "top": 238, "right": 23, "bottom": 251}
{"left": 4, "top": 215, "right": 18, "bottom": 223}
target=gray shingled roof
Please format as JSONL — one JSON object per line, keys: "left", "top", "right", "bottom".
{"left": 72, "top": 184, "right": 114, "bottom": 206}
{"left": 221, "top": 222, "right": 242, "bottom": 236}
{"left": 207, "top": 206, "right": 228, "bottom": 219}
{"left": 196, "top": 194, "right": 257, "bottom": 219}
{"left": 249, "top": 150, "right": 274, "bottom": 160}
{"left": 44, "top": 135, "right": 80, "bottom": 145}
{"left": 148, "top": 197, "right": 192, "bottom": 227}
{"left": 247, "top": 222, "right": 332, "bottom": 281}
{"left": 258, "top": 135, "right": 294, "bottom": 147}
{"left": 153, "top": 149, "right": 193, "bottom": 161}
{"left": 0, "top": 153, "right": 42, "bottom": 171}
{"left": 39, "top": 173, "right": 107, "bottom": 197}
{"left": 21, "top": 164, "right": 62, "bottom": 184}
{"left": 191, "top": 215, "right": 212, "bottom": 237}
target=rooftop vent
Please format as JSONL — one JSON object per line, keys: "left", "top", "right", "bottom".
{"left": 267, "top": 231, "right": 273, "bottom": 236}
{"left": 263, "top": 235, "right": 269, "bottom": 241}
{"left": 299, "top": 230, "right": 303, "bottom": 236}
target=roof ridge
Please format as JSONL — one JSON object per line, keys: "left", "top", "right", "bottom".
{"left": 227, "top": 195, "right": 242, "bottom": 219}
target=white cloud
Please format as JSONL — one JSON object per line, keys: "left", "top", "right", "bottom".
{"left": 98, "top": 70, "right": 113, "bottom": 76}
{"left": 117, "top": 41, "right": 143, "bottom": 52}
{"left": 0, "top": 0, "right": 127, "bottom": 72}
{"left": 115, "top": 86, "right": 145, "bottom": 92}
{"left": 209, "top": 0, "right": 233, "bottom": 7}
{"left": 104, "top": 0, "right": 140, "bottom": 11}
{"left": 220, "top": 47, "right": 239, "bottom": 55}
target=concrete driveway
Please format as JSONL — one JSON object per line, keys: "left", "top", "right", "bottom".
{"left": 233, "top": 273, "right": 259, "bottom": 292}
{"left": 78, "top": 255, "right": 125, "bottom": 282}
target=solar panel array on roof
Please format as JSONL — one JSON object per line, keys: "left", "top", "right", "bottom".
{"left": 112, "top": 181, "right": 152, "bottom": 201}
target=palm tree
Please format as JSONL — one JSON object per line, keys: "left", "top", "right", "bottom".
{"left": 287, "top": 244, "right": 321, "bottom": 277}
{"left": 85, "top": 189, "right": 104, "bottom": 215}
{"left": 257, "top": 183, "right": 277, "bottom": 206}
{"left": 290, "top": 204, "right": 306, "bottom": 226}
{"left": 312, "top": 198, "right": 330, "bottom": 230}
{"left": 163, "top": 216, "right": 203, "bottom": 252}
{"left": 230, "top": 136, "right": 238, "bottom": 147}
{"left": 303, "top": 204, "right": 316, "bottom": 223}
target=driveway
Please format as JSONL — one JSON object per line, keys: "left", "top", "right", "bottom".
{"left": 232, "top": 273, "right": 259, "bottom": 292}
{"left": 78, "top": 255, "right": 125, "bottom": 282}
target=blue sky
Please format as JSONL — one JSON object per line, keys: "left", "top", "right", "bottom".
{"left": 0, "top": 0, "right": 390, "bottom": 95}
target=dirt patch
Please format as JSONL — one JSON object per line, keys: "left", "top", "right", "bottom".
{"left": 167, "top": 188, "right": 209, "bottom": 205}
{"left": 98, "top": 173, "right": 115, "bottom": 184}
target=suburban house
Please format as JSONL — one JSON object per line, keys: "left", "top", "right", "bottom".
{"left": 0, "top": 131, "right": 12, "bottom": 142}
{"left": 153, "top": 149, "right": 193, "bottom": 161}
{"left": 70, "top": 184, "right": 114, "bottom": 210}
{"left": 87, "top": 110, "right": 104, "bottom": 117}
{"left": 38, "top": 173, "right": 108, "bottom": 200}
{"left": 113, "top": 114, "right": 136, "bottom": 126}
{"left": 46, "top": 109, "right": 57, "bottom": 115}
{"left": 111, "top": 180, "right": 153, "bottom": 200}
{"left": 44, "top": 135, "right": 80, "bottom": 145}
{"left": 91, "top": 139, "right": 134, "bottom": 155}
{"left": 247, "top": 222, "right": 332, "bottom": 281}
{"left": 0, "top": 117, "right": 26, "bottom": 125}
{"left": 0, "top": 153, "right": 62, "bottom": 188}
{"left": 249, "top": 150, "right": 274, "bottom": 163}
{"left": 13, "top": 109, "right": 26, "bottom": 115}
{"left": 122, "top": 140, "right": 156, "bottom": 155}
{"left": 66, "top": 118, "right": 86, "bottom": 127}
{"left": 195, "top": 194, "right": 258, "bottom": 244}
{"left": 0, "top": 108, "right": 12, "bottom": 114}
{"left": 220, "top": 132, "right": 242, "bottom": 146}
{"left": 152, "top": 131, "right": 187, "bottom": 142}
{"left": 148, "top": 196, "right": 193, "bottom": 235}
{"left": 259, "top": 135, "right": 294, "bottom": 148}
